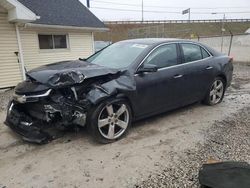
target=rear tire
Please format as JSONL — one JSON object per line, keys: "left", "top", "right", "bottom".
{"left": 87, "top": 98, "right": 132, "bottom": 144}
{"left": 203, "top": 77, "right": 225, "bottom": 106}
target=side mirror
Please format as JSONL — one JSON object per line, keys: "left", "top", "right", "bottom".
{"left": 137, "top": 64, "right": 158, "bottom": 74}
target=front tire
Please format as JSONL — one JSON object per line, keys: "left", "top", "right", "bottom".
{"left": 203, "top": 77, "right": 225, "bottom": 106}
{"left": 88, "top": 98, "right": 132, "bottom": 144}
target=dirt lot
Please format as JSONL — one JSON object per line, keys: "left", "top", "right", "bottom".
{"left": 0, "top": 63, "right": 250, "bottom": 188}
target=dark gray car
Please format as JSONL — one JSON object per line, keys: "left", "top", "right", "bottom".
{"left": 5, "top": 38, "right": 233, "bottom": 144}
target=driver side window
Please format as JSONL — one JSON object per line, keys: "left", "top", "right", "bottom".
{"left": 144, "top": 44, "right": 178, "bottom": 69}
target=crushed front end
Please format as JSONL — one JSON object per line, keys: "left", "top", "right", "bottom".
{"left": 5, "top": 79, "right": 90, "bottom": 144}
{"left": 4, "top": 60, "right": 136, "bottom": 144}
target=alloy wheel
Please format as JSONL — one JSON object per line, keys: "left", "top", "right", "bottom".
{"left": 209, "top": 80, "right": 224, "bottom": 105}
{"left": 98, "top": 103, "right": 129, "bottom": 140}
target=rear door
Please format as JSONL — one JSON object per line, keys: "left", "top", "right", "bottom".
{"left": 178, "top": 43, "right": 215, "bottom": 103}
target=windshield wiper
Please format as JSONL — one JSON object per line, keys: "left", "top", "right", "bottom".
{"left": 79, "top": 58, "right": 87, "bottom": 62}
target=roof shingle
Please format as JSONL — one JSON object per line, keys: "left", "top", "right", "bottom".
{"left": 18, "top": 0, "right": 105, "bottom": 28}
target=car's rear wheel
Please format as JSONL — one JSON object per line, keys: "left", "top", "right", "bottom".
{"left": 88, "top": 98, "right": 132, "bottom": 143}
{"left": 203, "top": 77, "right": 225, "bottom": 105}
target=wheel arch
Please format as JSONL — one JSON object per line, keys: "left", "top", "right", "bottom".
{"left": 90, "top": 93, "right": 135, "bottom": 119}
{"left": 216, "top": 73, "right": 227, "bottom": 86}
{"left": 115, "top": 93, "right": 135, "bottom": 119}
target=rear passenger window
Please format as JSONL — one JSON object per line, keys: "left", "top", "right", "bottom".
{"left": 181, "top": 43, "right": 202, "bottom": 63}
{"left": 201, "top": 47, "right": 210, "bottom": 58}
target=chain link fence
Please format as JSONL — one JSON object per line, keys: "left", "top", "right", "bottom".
{"left": 128, "top": 24, "right": 166, "bottom": 38}
{"left": 191, "top": 34, "right": 250, "bottom": 62}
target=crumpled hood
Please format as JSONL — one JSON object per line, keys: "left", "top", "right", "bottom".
{"left": 26, "top": 60, "right": 120, "bottom": 87}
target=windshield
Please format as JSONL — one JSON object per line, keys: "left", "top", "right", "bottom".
{"left": 86, "top": 42, "right": 149, "bottom": 69}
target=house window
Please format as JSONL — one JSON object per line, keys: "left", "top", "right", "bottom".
{"left": 38, "top": 34, "right": 68, "bottom": 49}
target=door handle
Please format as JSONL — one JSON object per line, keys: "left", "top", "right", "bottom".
{"left": 206, "top": 66, "right": 213, "bottom": 70}
{"left": 173, "top": 74, "right": 183, "bottom": 79}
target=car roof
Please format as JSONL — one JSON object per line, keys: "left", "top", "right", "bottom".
{"left": 119, "top": 38, "right": 192, "bottom": 45}
{"left": 118, "top": 38, "right": 222, "bottom": 56}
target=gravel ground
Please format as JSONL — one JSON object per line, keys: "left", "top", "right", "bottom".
{"left": 135, "top": 107, "right": 250, "bottom": 188}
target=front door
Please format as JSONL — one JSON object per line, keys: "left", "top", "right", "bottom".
{"left": 134, "top": 43, "right": 187, "bottom": 117}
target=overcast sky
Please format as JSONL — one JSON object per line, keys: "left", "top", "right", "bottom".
{"left": 79, "top": 0, "right": 250, "bottom": 21}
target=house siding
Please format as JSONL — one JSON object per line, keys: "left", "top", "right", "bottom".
{"left": 0, "top": 13, "right": 95, "bottom": 89}
{"left": 0, "top": 13, "right": 22, "bottom": 88}
{"left": 20, "top": 28, "right": 93, "bottom": 71}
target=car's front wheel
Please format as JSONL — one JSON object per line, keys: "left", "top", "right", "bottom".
{"left": 203, "top": 77, "right": 225, "bottom": 105}
{"left": 88, "top": 98, "right": 132, "bottom": 143}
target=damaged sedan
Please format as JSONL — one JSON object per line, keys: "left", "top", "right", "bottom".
{"left": 5, "top": 38, "right": 233, "bottom": 144}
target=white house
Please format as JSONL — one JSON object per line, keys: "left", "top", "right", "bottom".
{"left": 0, "top": 0, "right": 107, "bottom": 88}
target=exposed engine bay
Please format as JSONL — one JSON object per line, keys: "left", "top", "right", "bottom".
{"left": 5, "top": 60, "right": 135, "bottom": 144}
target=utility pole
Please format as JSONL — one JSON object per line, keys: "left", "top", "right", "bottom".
{"left": 141, "top": 0, "right": 144, "bottom": 22}
{"left": 221, "top": 13, "right": 226, "bottom": 52}
{"left": 188, "top": 8, "right": 191, "bottom": 22}
{"left": 212, "top": 12, "right": 226, "bottom": 52}
{"left": 86, "top": 0, "right": 90, "bottom": 8}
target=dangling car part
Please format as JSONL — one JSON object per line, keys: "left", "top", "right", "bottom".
{"left": 5, "top": 38, "right": 233, "bottom": 144}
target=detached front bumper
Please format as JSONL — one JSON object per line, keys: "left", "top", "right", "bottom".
{"left": 4, "top": 101, "right": 52, "bottom": 144}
